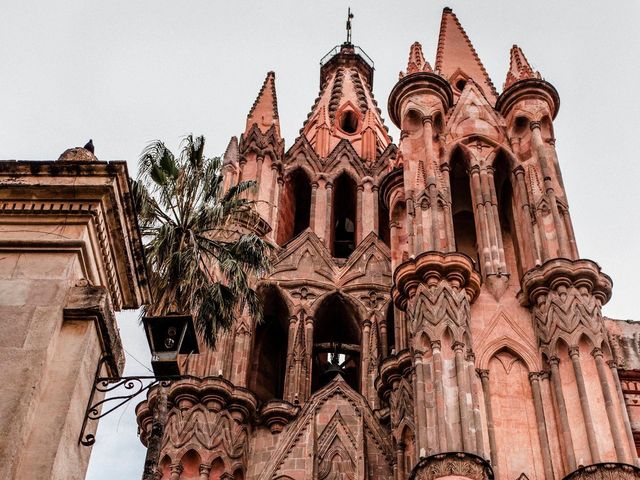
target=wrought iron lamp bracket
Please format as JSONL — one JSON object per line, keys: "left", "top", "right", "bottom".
{"left": 78, "top": 355, "right": 173, "bottom": 447}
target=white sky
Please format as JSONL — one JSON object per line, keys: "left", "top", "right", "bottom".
{"left": 2, "top": 1, "right": 639, "bottom": 478}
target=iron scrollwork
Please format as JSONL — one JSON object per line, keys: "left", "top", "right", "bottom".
{"left": 79, "top": 355, "right": 171, "bottom": 447}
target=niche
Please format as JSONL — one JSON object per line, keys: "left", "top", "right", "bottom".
{"left": 449, "top": 147, "right": 479, "bottom": 267}
{"left": 249, "top": 285, "right": 289, "bottom": 402}
{"left": 312, "top": 294, "right": 361, "bottom": 393}
{"left": 332, "top": 172, "right": 358, "bottom": 258}
{"left": 277, "top": 168, "right": 312, "bottom": 245}
{"left": 493, "top": 150, "right": 522, "bottom": 278}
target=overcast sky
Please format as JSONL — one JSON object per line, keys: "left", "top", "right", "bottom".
{"left": 2, "top": 1, "right": 639, "bottom": 478}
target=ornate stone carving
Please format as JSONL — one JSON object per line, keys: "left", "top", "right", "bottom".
{"left": 409, "top": 452, "right": 493, "bottom": 480}
{"left": 562, "top": 463, "right": 640, "bottom": 480}
{"left": 521, "top": 259, "right": 612, "bottom": 353}
{"left": 389, "top": 377, "right": 414, "bottom": 431}
{"left": 392, "top": 252, "right": 480, "bottom": 343}
{"left": 408, "top": 280, "right": 471, "bottom": 341}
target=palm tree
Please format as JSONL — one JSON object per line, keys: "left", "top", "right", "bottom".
{"left": 133, "top": 134, "right": 271, "bottom": 348}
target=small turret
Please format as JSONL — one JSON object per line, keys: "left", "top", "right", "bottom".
{"left": 239, "top": 71, "right": 284, "bottom": 231}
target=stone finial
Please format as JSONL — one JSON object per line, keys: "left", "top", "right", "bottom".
{"left": 404, "top": 41, "right": 432, "bottom": 76}
{"left": 504, "top": 44, "right": 542, "bottom": 90}
{"left": 57, "top": 146, "right": 97, "bottom": 162}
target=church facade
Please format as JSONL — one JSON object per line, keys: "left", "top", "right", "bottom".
{"left": 135, "top": 9, "right": 640, "bottom": 480}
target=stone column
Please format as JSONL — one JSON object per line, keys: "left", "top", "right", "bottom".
{"left": 522, "top": 258, "right": 638, "bottom": 474}
{"left": 0, "top": 157, "right": 150, "bottom": 480}
{"left": 529, "top": 372, "right": 555, "bottom": 480}
{"left": 392, "top": 251, "right": 482, "bottom": 465}
{"left": 199, "top": 464, "right": 212, "bottom": 480}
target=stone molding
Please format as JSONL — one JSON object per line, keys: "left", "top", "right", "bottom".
{"left": 388, "top": 71, "right": 454, "bottom": 128}
{"left": 392, "top": 251, "right": 481, "bottom": 311}
{"left": 136, "top": 377, "right": 259, "bottom": 446}
{"left": 496, "top": 77, "right": 560, "bottom": 120}
{"left": 0, "top": 160, "right": 150, "bottom": 310}
{"left": 259, "top": 399, "right": 300, "bottom": 434}
{"left": 521, "top": 258, "right": 612, "bottom": 352}
{"left": 562, "top": 462, "right": 640, "bottom": 480}
{"left": 409, "top": 452, "right": 494, "bottom": 480}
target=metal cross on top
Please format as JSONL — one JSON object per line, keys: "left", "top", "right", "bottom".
{"left": 346, "top": 8, "right": 354, "bottom": 44}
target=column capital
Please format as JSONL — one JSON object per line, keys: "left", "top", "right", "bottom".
{"left": 477, "top": 369, "right": 490, "bottom": 379}
{"left": 452, "top": 341, "right": 465, "bottom": 353}
{"left": 530, "top": 121, "right": 541, "bottom": 130}
{"left": 170, "top": 463, "right": 184, "bottom": 475}
{"left": 591, "top": 347, "right": 604, "bottom": 359}
{"left": 430, "top": 340, "right": 442, "bottom": 352}
{"left": 568, "top": 346, "right": 580, "bottom": 358}
{"left": 529, "top": 371, "right": 542, "bottom": 382}
{"left": 199, "top": 464, "right": 212, "bottom": 475}
{"left": 548, "top": 356, "right": 561, "bottom": 366}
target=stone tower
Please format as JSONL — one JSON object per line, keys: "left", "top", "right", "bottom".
{"left": 136, "top": 8, "right": 640, "bottom": 480}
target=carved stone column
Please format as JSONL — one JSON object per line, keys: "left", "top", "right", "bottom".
{"left": 392, "top": 251, "right": 482, "bottom": 463}
{"left": 522, "top": 258, "right": 637, "bottom": 473}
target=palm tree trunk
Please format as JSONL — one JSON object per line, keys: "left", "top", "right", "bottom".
{"left": 142, "top": 384, "right": 169, "bottom": 480}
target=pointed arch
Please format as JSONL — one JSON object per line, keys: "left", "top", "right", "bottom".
{"left": 179, "top": 449, "right": 202, "bottom": 477}
{"left": 449, "top": 145, "right": 479, "bottom": 267}
{"left": 312, "top": 292, "right": 362, "bottom": 393}
{"left": 488, "top": 347, "right": 543, "bottom": 479}
{"left": 331, "top": 171, "right": 358, "bottom": 258}
{"left": 492, "top": 148, "right": 523, "bottom": 278}
{"left": 277, "top": 167, "right": 313, "bottom": 245}
{"left": 250, "top": 284, "right": 290, "bottom": 402}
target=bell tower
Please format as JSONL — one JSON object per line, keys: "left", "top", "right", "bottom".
{"left": 135, "top": 8, "right": 640, "bottom": 480}
{"left": 379, "top": 7, "right": 638, "bottom": 480}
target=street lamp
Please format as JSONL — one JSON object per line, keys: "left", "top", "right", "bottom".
{"left": 143, "top": 314, "right": 199, "bottom": 378}
{"left": 79, "top": 314, "right": 199, "bottom": 446}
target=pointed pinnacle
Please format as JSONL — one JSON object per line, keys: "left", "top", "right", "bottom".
{"left": 405, "top": 41, "right": 432, "bottom": 75}
{"left": 245, "top": 71, "right": 280, "bottom": 135}
{"left": 504, "top": 44, "right": 540, "bottom": 89}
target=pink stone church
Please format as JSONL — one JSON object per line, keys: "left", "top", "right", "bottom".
{"left": 132, "top": 8, "right": 640, "bottom": 480}
{"left": 1, "top": 7, "right": 640, "bottom": 480}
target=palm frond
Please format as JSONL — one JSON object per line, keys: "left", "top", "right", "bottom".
{"left": 137, "top": 135, "right": 272, "bottom": 348}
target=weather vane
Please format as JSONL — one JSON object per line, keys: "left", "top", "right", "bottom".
{"left": 346, "top": 7, "right": 354, "bottom": 44}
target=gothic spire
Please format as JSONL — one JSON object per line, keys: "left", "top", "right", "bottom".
{"left": 503, "top": 44, "right": 541, "bottom": 89}
{"left": 401, "top": 41, "right": 432, "bottom": 77}
{"left": 435, "top": 7, "right": 497, "bottom": 102}
{"left": 223, "top": 136, "right": 239, "bottom": 166}
{"left": 300, "top": 47, "right": 391, "bottom": 159}
{"left": 245, "top": 71, "right": 281, "bottom": 136}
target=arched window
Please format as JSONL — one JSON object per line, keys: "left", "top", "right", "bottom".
{"left": 249, "top": 285, "right": 289, "bottom": 402}
{"left": 332, "top": 172, "right": 357, "bottom": 258}
{"left": 493, "top": 151, "right": 522, "bottom": 278}
{"left": 277, "top": 168, "right": 312, "bottom": 245}
{"left": 312, "top": 294, "right": 361, "bottom": 392}
{"left": 450, "top": 147, "right": 479, "bottom": 267}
